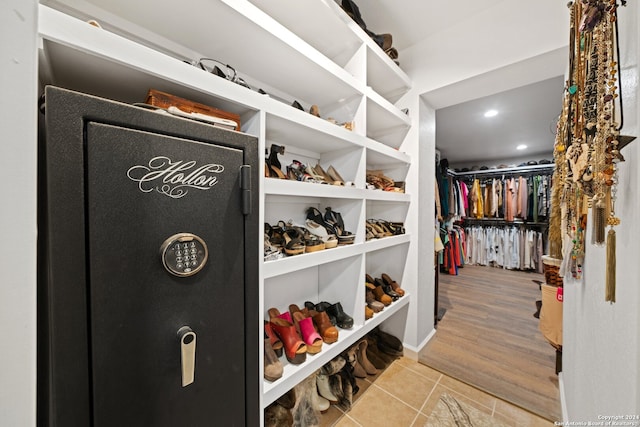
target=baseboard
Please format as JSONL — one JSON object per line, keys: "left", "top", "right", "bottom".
{"left": 558, "top": 372, "right": 568, "bottom": 422}
{"left": 402, "top": 328, "right": 437, "bottom": 361}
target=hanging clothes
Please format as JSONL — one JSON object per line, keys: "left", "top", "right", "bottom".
{"left": 463, "top": 225, "right": 544, "bottom": 271}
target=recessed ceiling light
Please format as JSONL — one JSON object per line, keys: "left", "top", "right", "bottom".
{"left": 516, "top": 144, "right": 528, "bottom": 150}
{"left": 484, "top": 109, "right": 498, "bottom": 118}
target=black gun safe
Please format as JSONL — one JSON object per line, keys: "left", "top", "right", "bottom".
{"left": 38, "top": 86, "right": 259, "bottom": 426}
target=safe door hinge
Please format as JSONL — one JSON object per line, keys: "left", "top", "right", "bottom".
{"left": 240, "top": 165, "right": 251, "bottom": 215}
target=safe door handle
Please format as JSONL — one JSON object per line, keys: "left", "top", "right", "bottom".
{"left": 177, "top": 326, "right": 196, "bottom": 387}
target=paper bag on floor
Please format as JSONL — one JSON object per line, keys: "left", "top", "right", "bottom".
{"left": 539, "top": 284, "right": 563, "bottom": 348}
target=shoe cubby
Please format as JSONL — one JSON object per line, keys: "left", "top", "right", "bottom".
{"left": 37, "top": 1, "right": 416, "bottom": 420}
{"left": 262, "top": 254, "right": 410, "bottom": 408}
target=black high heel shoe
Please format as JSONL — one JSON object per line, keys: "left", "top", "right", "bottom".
{"left": 324, "top": 207, "right": 355, "bottom": 245}
{"left": 267, "top": 145, "right": 286, "bottom": 179}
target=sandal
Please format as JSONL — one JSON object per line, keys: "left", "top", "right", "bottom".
{"left": 281, "top": 227, "right": 305, "bottom": 256}
{"left": 306, "top": 219, "right": 338, "bottom": 249}
{"left": 306, "top": 207, "right": 339, "bottom": 238}
{"left": 264, "top": 233, "right": 284, "bottom": 261}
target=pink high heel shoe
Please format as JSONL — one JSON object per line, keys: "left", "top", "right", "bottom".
{"left": 293, "top": 311, "right": 323, "bottom": 354}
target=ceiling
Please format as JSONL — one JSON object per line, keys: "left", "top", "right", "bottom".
{"left": 435, "top": 76, "right": 564, "bottom": 166}
{"left": 345, "top": 0, "right": 565, "bottom": 165}
{"left": 349, "top": 0, "right": 506, "bottom": 51}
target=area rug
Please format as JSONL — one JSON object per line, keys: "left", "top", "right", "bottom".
{"left": 425, "top": 393, "right": 509, "bottom": 427}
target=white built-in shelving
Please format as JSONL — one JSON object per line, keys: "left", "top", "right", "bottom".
{"left": 37, "top": 0, "right": 414, "bottom": 418}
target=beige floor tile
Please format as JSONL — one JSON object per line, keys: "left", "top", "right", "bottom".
{"left": 319, "top": 405, "right": 345, "bottom": 427}
{"left": 494, "top": 399, "right": 557, "bottom": 427}
{"left": 411, "top": 413, "right": 429, "bottom": 427}
{"left": 353, "top": 377, "right": 373, "bottom": 405}
{"left": 373, "top": 363, "right": 437, "bottom": 410}
{"left": 438, "top": 374, "right": 497, "bottom": 409}
{"left": 396, "top": 357, "right": 443, "bottom": 382}
{"left": 420, "top": 384, "right": 494, "bottom": 419}
{"left": 333, "top": 414, "right": 363, "bottom": 427}
{"left": 345, "top": 385, "right": 419, "bottom": 427}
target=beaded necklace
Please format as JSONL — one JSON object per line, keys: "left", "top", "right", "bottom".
{"left": 550, "top": 0, "right": 625, "bottom": 299}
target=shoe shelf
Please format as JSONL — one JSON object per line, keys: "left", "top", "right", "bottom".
{"left": 247, "top": 0, "right": 411, "bottom": 104}
{"left": 40, "top": 0, "right": 363, "bottom": 112}
{"left": 37, "top": 1, "right": 414, "bottom": 418}
{"left": 265, "top": 111, "right": 365, "bottom": 154}
{"left": 264, "top": 180, "right": 366, "bottom": 198}
{"left": 247, "top": 0, "right": 362, "bottom": 71}
{"left": 364, "top": 234, "right": 411, "bottom": 252}
{"left": 263, "top": 243, "right": 363, "bottom": 279}
{"left": 38, "top": 6, "right": 265, "bottom": 119}
{"left": 262, "top": 293, "right": 410, "bottom": 407}
{"left": 366, "top": 45, "right": 412, "bottom": 104}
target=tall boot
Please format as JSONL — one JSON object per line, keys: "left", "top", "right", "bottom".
{"left": 356, "top": 339, "right": 378, "bottom": 375}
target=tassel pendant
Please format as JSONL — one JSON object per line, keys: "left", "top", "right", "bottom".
{"left": 592, "top": 196, "right": 606, "bottom": 245}
{"left": 605, "top": 227, "right": 616, "bottom": 303}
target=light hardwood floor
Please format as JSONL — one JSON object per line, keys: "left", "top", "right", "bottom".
{"left": 418, "top": 264, "right": 562, "bottom": 421}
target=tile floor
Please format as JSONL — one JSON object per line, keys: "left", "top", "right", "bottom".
{"left": 318, "top": 357, "right": 556, "bottom": 427}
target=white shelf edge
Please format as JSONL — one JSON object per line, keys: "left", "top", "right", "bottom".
{"left": 220, "top": 0, "right": 367, "bottom": 95}
{"left": 263, "top": 243, "right": 363, "bottom": 279}
{"left": 365, "top": 44, "right": 412, "bottom": 88}
{"left": 364, "top": 191, "right": 411, "bottom": 203}
{"left": 363, "top": 234, "right": 411, "bottom": 252}
{"left": 366, "top": 141, "right": 411, "bottom": 164}
{"left": 365, "top": 86, "right": 412, "bottom": 126}
{"left": 264, "top": 179, "right": 366, "bottom": 199}
{"left": 265, "top": 108, "right": 366, "bottom": 150}
{"left": 262, "top": 293, "right": 410, "bottom": 407}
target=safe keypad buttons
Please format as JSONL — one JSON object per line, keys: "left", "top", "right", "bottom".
{"left": 160, "top": 233, "right": 208, "bottom": 277}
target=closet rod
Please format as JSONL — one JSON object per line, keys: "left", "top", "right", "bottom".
{"left": 446, "top": 164, "right": 554, "bottom": 178}
{"left": 461, "top": 218, "right": 549, "bottom": 228}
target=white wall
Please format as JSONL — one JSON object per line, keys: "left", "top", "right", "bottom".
{"left": 0, "top": 1, "right": 38, "bottom": 426}
{"left": 562, "top": 2, "right": 640, "bottom": 421}
{"left": 416, "top": 95, "right": 436, "bottom": 346}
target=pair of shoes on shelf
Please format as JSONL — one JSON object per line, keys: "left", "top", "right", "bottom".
{"left": 342, "top": 339, "right": 378, "bottom": 378}
{"left": 365, "top": 285, "right": 385, "bottom": 313}
{"left": 365, "top": 273, "right": 405, "bottom": 305}
{"left": 269, "top": 307, "right": 323, "bottom": 361}
{"left": 304, "top": 216, "right": 339, "bottom": 249}
{"left": 265, "top": 220, "right": 327, "bottom": 256}
{"left": 306, "top": 207, "right": 342, "bottom": 247}
{"left": 366, "top": 170, "right": 395, "bottom": 190}
{"left": 370, "top": 327, "right": 403, "bottom": 357}
{"left": 291, "top": 302, "right": 338, "bottom": 344}
{"left": 305, "top": 301, "right": 353, "bottom": 330}
{"left": 324, "top": 207, "right": 355, "bottom": 245}
{"left": 313, "top": 164, "right": 349, "bottom": 186}
{"left": 366, "top": 220, "right": 405, "bottom": 239}
{"left": 268, "top": 314, "right": 307, "bottom": 365}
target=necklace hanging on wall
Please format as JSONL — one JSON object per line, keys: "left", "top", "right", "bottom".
{"left": 551, "top": 0, "right": 633, "bottom": 302}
